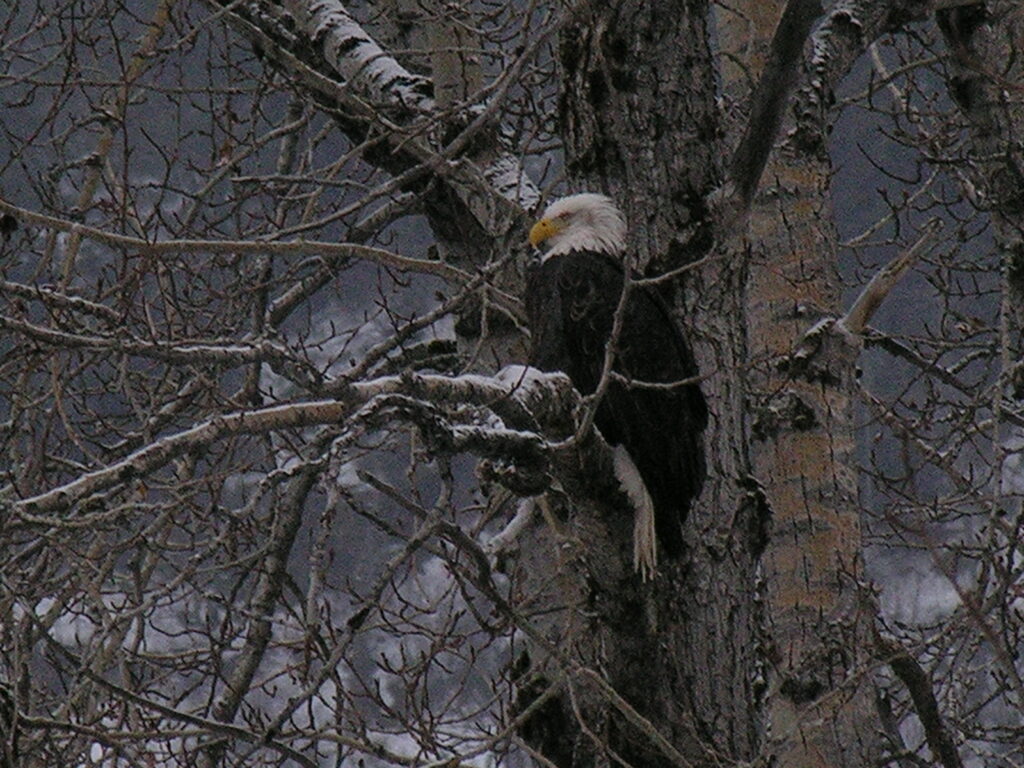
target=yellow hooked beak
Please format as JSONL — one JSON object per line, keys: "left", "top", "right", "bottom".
{"left": 528, "top": 217, "right": 566, "bottom": 247}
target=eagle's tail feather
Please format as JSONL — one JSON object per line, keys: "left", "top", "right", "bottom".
{"left": 613, "top": 445, "right": 657, "bottom": 581}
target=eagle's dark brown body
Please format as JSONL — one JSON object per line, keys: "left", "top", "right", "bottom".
{"left": 526, "top": 249, "right": 707, "bottom": 556}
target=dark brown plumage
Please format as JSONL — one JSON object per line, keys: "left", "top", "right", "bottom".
{"left": 526, "top": 194, "right": 707, "bottom": 562}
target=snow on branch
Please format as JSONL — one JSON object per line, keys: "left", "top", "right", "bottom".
{"left": 791, "top": 0, "right": 934, "bottom": 155}
{"left": 282, "top": 0, "right": 541, "bottom": 214}
{"left": 211, "top": 0, "right": 540, "bottom": 217}
{"left": 480, "top": 154, "right": 541, "bottom": 214}
{"left": 285, "top": 0, "right": 434, "bottom": 114}
{"left": 786, "top": 221, "right": 941, "bottom": 380}
{"left": 8, "top": 368, "right": 582, "bottom": 518}
{"left": 11, "top": 400, "right": 350, "bottom": 517}
{"left": 351, "top": 391, "right": 550, "bottom": 495}
{"left": 0, "top": 313, "right": 301, "bottom": 368}
{"left": 0, "top": 280, "right": 121, "bottom": 323}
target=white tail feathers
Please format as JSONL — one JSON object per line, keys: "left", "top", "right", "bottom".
{"left": 613, "top": 445, "right": 658, "bottom": 581}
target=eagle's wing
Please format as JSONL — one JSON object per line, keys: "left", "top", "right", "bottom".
{"left": 527, "top": 251, "right": 707, "bottom": 557}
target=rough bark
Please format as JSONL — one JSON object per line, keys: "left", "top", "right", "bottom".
{"left": 515, "top": 2, "right": 762, "bottom": 765}
{"left": 790, "top": 0, "right": 935, "bottom": 157}
{"left": 7, "top": 1, "right": 1010, "bottom": 765}
{"left": 206, "top": 0, "right": 538, "bottom": 249}
{"left": 936, "top": 1, "right": 1024, "bottom": 373}
{"left": 719, "top": 2, "right": 883, "bottom": 766}
{"left": 514, "top": 0, "right": 947, "bottom": 765}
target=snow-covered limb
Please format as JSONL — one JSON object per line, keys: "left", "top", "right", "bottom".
{"left": 353, "top": 391, "right": 550, "bottom": 494}
{"left": 0, "top": 280, "right": 121, "bottom": 323}
{"left": 10, "top": 399, "right": 351, "bottom": 517}
{"left": 792, "top": 1, "right": 935, "bottom": 154}
{"left": 481, "top": 154, "right": 541, "bottom": 213}
{"left": 789, "top": 221, "right": 940, "bottom": 373}
{"left": 8, "top": 369, "right": 579, "bottom": 517}
{"left": 485, "top": 497, "right": 538, "bottom": 556}
{"left": 0, "top": 313, "right": 303, "bottom": 368}
{"left": 284, "top": 0, "right": 433, "bottom": 114}
{"left": 212, "top": 0, "right": 540, "bottom": 220}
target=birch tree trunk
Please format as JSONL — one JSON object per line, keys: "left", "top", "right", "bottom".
{"left": 376, "top": 0, "right": 523, "bottom": 371}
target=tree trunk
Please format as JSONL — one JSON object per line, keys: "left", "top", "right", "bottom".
{"left": 516, "top": 2, "right": 762, "bottom": 765}
{"left": 719, "top": 3, "right": 881, "bottom": 766}
{"left": 516, "top": 1, "right": 892, "bottom": 765}
{"left": 937, "top": 2, "right": 1024, "bottom": 372}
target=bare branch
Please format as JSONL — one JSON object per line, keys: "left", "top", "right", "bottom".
{"left": 873, "top": 632, "right": 965, "bottom": 768}
{"left": 0, "top": 196, "right": 479, "bottom": 287}
{"left": 7, "top": 369, "right": 575, "bottom": 517}
{"left": 839, "top": 220, "right": 943, "bottom": 336}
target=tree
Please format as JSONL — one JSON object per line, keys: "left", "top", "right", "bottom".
{"left": 1, "top": 1, "right": 1022, "bottom": 766}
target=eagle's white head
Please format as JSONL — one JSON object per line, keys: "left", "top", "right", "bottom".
{"left": 528, "top": 193, "right": 627, "bottom": 259}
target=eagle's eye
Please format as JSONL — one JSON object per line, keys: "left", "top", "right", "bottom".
{"left": 556, "top": 211, "right": 571, "bottom": 220}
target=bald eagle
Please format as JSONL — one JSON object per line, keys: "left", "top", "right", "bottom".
{"left": 526, "top": 193, "right": 707, "bottom": 578}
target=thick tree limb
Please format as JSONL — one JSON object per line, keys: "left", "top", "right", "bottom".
{"left": 726, "top": 0, "right": 824, "bottom": 211}
{"left": 284, "top": 0, "right": 434, "bottom": 114}
{"left": 205, "top": 0, "right": 540, "bottom": 232}
{"left": 6, "top": 369, "right": 579, "bottom": 517}
{"left": 725, "top": 0, "right": 961, "bottom": 217}
{"left": 791, "top": 0, "right": 937, "bottom": 156}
